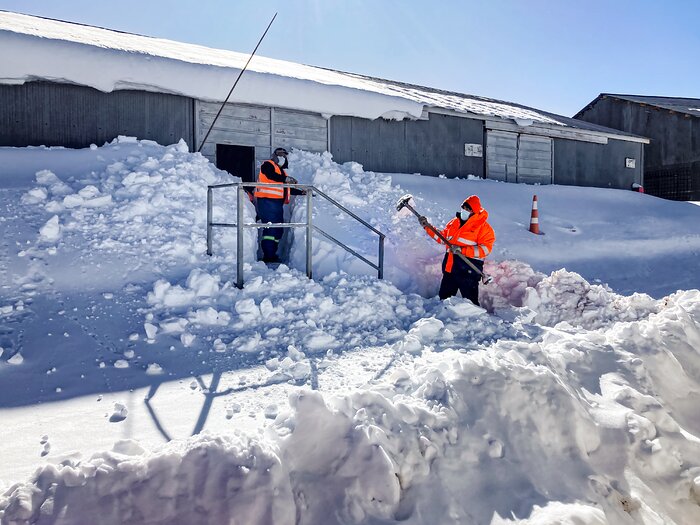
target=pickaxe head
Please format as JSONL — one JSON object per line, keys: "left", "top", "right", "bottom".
{"left": 396, "top": 194, "right": 414, "bottom": 212}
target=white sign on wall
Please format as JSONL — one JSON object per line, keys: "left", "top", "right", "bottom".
{"left": 625, "top": 157, "right": 636, "bottom": 169}
{"left": 465, "top": 143, "right": 483, "bottom": 157}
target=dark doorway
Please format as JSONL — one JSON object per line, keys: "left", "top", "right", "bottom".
{"left": 215, "top": 144, "right": 255, "bottom": 184}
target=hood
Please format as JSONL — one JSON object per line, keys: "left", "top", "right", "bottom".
{"left": 464, "top": 195, "right": 483, "bottom": 213}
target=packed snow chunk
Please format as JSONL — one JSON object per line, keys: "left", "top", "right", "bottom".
{"left": 21, "top": 186, "right": 48, "bottom": 204}
{"left": 158, "top": 317, "right": 188, "bottom": 334}
{"left": 523, "top": 269, "right": 660, "bottom": 329}
{"left": 113, "top": 360, "right": 129, "bottom": 369}
{"left": 234, "top": 298, "right": 261, "bottom": 323}
{"left": 407, "top": 317, "right": 450, "bottom": 344}
{"left": 185, "top": 269, "right": 220, "bottom": 297}
{"left": 147, "top": 280, "right": 196, "bottom": 308}
{"left": 112, "top": 439, "right": 145, "bottom": 456}
{"left": 62, "top": 193, "right": 85, "bottom": 208}
{"left": 145, "top": 363, "right": 164, "bottom": 375}
{"left": 144, "top": 322, "right": 158, "bottom": 340}
{"left": 35, "top": 169, "right": 61, "bottom": 186}
{"left": 34, "top": 169, "right": 73, "bottom": 196}
{"left": 304, "top": 330, "right": 338, "bottom": 353}
{"left": 180, "top": 332, "right": 196, "bottom": 347}
{"left": 491, "top": 502, "right": 607, "bottom": 524}
{"left": 109, "top": 403, "right": 128, "bottom": 422}
{"left": 39, "top": 215, "right": 61, "bottom": 242}
{"left": 188, "top": 307, "right": 231, "bottom": 326}
{"left": 7, "top": 352, "right": 24, "bottom": 365}
{"left": 268, "top": 346, "right": 311, "bottom": 381}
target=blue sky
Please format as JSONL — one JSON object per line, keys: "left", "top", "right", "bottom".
{"left": 2, "top": 0, "right": 699, "bottom": 116}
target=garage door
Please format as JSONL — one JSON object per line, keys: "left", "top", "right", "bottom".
{"left": 486, "top": 130, "right": 552, "bottom": 184}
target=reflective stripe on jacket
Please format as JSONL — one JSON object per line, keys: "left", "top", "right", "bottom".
{"left": 426, "top": 197, "right": 495, "bottom": 273}
{"left": 254, "top": 160, "right": 289, "bottom": 202}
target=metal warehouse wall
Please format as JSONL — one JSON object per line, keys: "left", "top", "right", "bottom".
{"left": 0, "top": 82, "right": 194, "bottom": 149}
{"left": 195, "top": 101, "right": 328, "bottom": 168}
{"left": 577, "top": 98, "right": 700, "bottom": 169}
{"left": 330, "top": 113, "right": 484, "bottom": 178}
{"left": 553, "top": 137, "right": 643, "bottom": 189}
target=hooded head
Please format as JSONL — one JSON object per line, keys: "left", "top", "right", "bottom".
{"left": 462, "top": 195, "right": 482, "bottom": 213}
{"left": 272, "top": 147, "right": 288, "bottom": 168}
{"left": 457, "top": 195, "right": 487, "bottom": 222}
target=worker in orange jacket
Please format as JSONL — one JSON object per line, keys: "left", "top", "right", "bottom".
{"left": 254, "top": 147, "right": 305, "bottom": 263}
{"left": 419, "top": 195, "right": 495, "bottom": 305}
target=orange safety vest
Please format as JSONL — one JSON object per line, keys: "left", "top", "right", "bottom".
{"left": 254, "top": 160, "right": 289, "bottom": 202}
{"left": 426, "top": 196, "right": 495, "bottom": 273}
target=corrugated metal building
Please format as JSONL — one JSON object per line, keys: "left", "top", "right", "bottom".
{"left": 575, "top": 94, "right": 700, "bottom": 200}
{"left": 0, "top": 11, "right": 649, "bottom": 192}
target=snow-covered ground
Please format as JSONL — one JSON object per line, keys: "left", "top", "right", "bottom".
{"left": 1, "top": 139, "right": 699, "bottom": 525}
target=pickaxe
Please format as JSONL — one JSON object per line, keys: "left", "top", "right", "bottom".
{"left": 396, "top": 194, "right": 493, "bottom": 284}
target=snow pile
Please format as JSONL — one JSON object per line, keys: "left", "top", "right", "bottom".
{"left": 1, "top": 140, "right": 700, "bottom": 524}
{"left": 144, "top": 265, "right": 427, "bottom": 358}
{"left": 522, "top": 269, "right": 660, "bottom": 330}
{"left": 0, "top": 435, "right": 293, "bottom": 524}
{"left": 20, "top": 136, "right": 256, "bottom": 270}
{"left": 2, "top": 289, "right": 699, "bottom": 524}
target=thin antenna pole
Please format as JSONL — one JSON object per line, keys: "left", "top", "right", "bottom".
{"left": 197, "top": 12, "right": 278, "bottom": 153}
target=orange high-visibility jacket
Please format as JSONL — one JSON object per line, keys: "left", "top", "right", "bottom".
{"left": 254, "top": 160, "right": 289, "bottom": 202}
{"left": 426, "top": 195, "right": 495, "bottom": 273}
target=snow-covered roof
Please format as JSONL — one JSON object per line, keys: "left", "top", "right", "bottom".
{"left": 1, "top": 10, "right": 645, "bottom": 142}
{"left": 576, "top": 93, "right": 700, "bottom": 119}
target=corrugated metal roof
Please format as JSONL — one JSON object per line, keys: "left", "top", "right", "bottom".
{"left": 339, "top": 71, "right": 650, "bottom": 140}
{"left": 578, "top": 94, "right": 700, "bottom": 119}
{"left": 609, "top": 94, "right": 700, "bottom": 117}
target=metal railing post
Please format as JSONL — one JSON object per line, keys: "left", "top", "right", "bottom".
{"left": 236, "top": 185, "right": 244, "bottom": 289}
{"left": 207, "top": 182, "right": 385, "bottom": 285}
{"left": 306, "top": 189, "right": 313, "bottom": 280}
{"left": 378, "top": 235, "right": 384, "bottom": 279}
{"left": 206, "top": 187, "right": 213, "bottom": 256}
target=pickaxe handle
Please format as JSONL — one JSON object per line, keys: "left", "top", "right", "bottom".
{"left": 403, "top": 201, "right": 492, "bottom": 283}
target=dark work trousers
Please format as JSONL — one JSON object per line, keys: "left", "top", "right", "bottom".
{"left": 438, "top": 253, "right": 484, "bottom": 305}
{"left": 256, "top": 197, "right": 285, "bottom": 261}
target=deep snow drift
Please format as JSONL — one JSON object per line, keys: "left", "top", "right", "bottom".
{"left": 1, "top": 139, "right": 699, "bottom": 525}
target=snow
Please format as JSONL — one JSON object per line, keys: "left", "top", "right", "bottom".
{"left": 0, "top": 11, "right": 570, "bottom": 125}
{"left": 0, "top": 139, "right": 699, "bottom": 524}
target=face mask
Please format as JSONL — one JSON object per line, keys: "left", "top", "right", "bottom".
{"left": 459, "top": 209, "right": 471, "bottom": 221}
{"left": 276, "top": 156, "right": 286, "bottom": 166}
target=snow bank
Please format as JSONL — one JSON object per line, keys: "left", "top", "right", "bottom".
{"left": 3, "top": 289, "right": 699, "bottom": 524}
{"left": 2, "top": 140, "right": 700, "bottom": 525}
{"left": 19, "top": 136, "right": 256, "bottom": 272}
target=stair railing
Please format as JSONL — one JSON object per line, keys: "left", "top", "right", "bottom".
{"left": 206, "top": 182, "right": 385, "bottom": 288}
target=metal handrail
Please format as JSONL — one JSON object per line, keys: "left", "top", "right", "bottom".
{"left": 206, "top": 182, "right": 385, "bottom": 288}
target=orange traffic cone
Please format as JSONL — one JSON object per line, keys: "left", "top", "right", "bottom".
{"left": 529, "top": 195, "right": 540, "bottom": 234}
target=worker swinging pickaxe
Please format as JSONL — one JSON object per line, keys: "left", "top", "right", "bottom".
{"left": 396, "top": 194, "right": 493, "bottom": 284}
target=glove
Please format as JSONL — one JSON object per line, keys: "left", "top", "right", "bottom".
{"left": 287, "top": 176, "right": 298, "bottom": 185}
{"left": 418, "top": 215, "right": 429, "bottom": 227}
{"left": 449, "top": 245, "right": 462, "bottom": 254}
